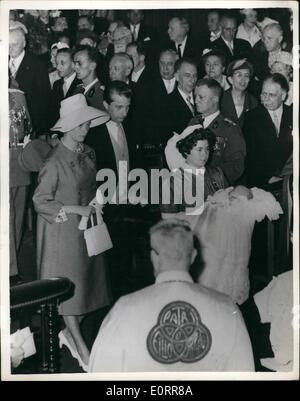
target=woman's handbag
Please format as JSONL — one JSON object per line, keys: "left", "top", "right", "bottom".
{"left": 79, "top": 208, "right": 113, "bottom": 257}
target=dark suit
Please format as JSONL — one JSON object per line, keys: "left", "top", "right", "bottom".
{"left": 252, "top": 40, "right": 269, "bottom": 81}
{"left": 244, "top": 104, "right": 293, "bottom": 187}
{"left": 167, "top": 87, "right": 195, "bottom": 137}
{"left": 50, "top": 75, "right": 82, "bottom": 125}
{"left": 212, "top": 37, "right": 253, "bottom": 66}
{"left": 221, "top": 89, "right": 258, "bottom": 128}
{"left": 167, "top": 35, "right": 203, "bottom": 64}
{"left": 14, "top": 51, "right": 52, "bottom": 136}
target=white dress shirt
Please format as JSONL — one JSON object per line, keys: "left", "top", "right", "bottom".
{"left": 176, "top": 35, "right": 187, "bottom": 57}
{"left": 163, "top": 77, "right": 176, "bottom": 94}
{"left": 63, "top": 72, "right": 76, "bottom": 96}
{"left": 130, "top": 23, "right": 140, "bottom": 41}
{"left": 268, "top": 105, "right": 283, "bottom": 135}
{"left": 202, "top": 110, "right": 220, "bottom": 128}
{"left": 210, "top": 29, "right": 222, "bottom": 42}
{"left": 83, "top": 78, "right": 99, "bottom": 94}
{"left": 178, "top": 87, "right": 194, "bottom": 112}
{"left": 221, "top": 36, "right": 234, "bottom": 54}
{"left": 10, "top": 50, "right": 25, "bottom": 75}
{"left": 131, "top": 66, "right": 145, "bottom": 83}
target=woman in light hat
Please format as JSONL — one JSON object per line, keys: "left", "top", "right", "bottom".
{"left": 33, "top": 94, "right": 111, "bottom": 371}
{"left": 221, "top": 58, "right": 258, "bottom": 128}
{"left": 270, "top": 51, "right": 293, "bottom": 106}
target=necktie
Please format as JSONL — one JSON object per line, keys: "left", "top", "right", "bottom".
{"left": 273, "top": 111, "right": 280, "bottom": 136}
{"left": 227, "top": 41, "right": 234, "bottom": 55}
{"left": 165, "top": 80, "right": 173, "bottom": 94}
{"left": 186, "top": 95, "right": 195, "bottom": 115}
{"left": 62, "top": 79, "right": 67, "bottom": 97}
{"left": 177, "top": 43, "right": 182, "bottom": 59}
{"left": 132, "top": 25, "right": 137, "bottom": 41}
{"left": 10, "top": 59, "right": 17, "bottom": 77}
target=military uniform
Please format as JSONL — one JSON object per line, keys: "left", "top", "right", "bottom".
{"left": 74, "top": 80, "right": 105, "bottom": 111}
{"left": 190, "top": 112, "right": 246, "bottom": 184}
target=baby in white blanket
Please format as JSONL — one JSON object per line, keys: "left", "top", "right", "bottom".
{"left": 194, "top": 186, "right": 283, "bottom": 304}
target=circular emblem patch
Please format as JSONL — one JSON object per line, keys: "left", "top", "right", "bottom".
{"left": 147, "top": 301, "right": 212, "bottom": 364}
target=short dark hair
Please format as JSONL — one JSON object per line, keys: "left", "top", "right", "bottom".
{"left": 74, "top": 45, "right": 98, "bottom": 63}
{"left": 195, "top": 78, "right": 223, "bottom": 99}
{"left": 264, "top": 73, "right": 289, "bottom": 92}
{"left": 76, "top": 28, "right": 98, "bottom": 46}
{"left": 56, "top": 47, "right": 73, "bottom": 58}
{"left": 103, "top": 80, "right": 132, "bottom": 104}
{"left": 176, "top": 128, "right": 216, "bottom": 159}
{"left": 126, "top": 41, "right": 147, "bottom": 57}
{"left": 202, "top": 49, "right": 226, "bottom": 67}
{"left": 174, "top": 57, "right": 197, "bottom": 74}
{"left": 78, "top": 15, "right": 94, "bottom": 25}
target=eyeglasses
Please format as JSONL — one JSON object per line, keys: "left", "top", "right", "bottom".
{"left": 223, "top": 28, "right": 237, "bottom": 32}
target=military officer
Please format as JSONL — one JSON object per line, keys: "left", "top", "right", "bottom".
{"left": 73, "top": 45, "right": 106, "bottom": 111}
{"left": 190, "top": 78, "right": 246, "bottom": 184}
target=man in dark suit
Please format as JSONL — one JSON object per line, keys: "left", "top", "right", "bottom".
{"left": 166, "top": 58, "right": 198, "bottom": 137}
{"left": 50, "top": 47, "right": 81, "bottom": 125}
{"left": 84, "top": 81, "right": 138, "bottom": 296}
{"left": 191, "top": 78, "right": 246, "bottom": 185}
{"left": 166, "top": 17, "right": 203, "bottom": 65}
{"left": 212, "top": 13, "right": 253, "bottom": 66}
{"left": 73, "top": 45, "right": 105, "bottom": 110}
{"left": 142, "top": 49, "right": 178, "bottom": 149}
{"left": 126, "top": 41, "right": 153, "bottom": 90}
{"left": 244, "top": 73, "right": 292, "bottom": 187}
{"left": 253, "top": 23, "right": 284, "bottom": 82}
{"left": 9, "top": 24, "right": 52, "bottom": 136}
{"left": 126, "top": 9, "right": 159, "bottom": 66}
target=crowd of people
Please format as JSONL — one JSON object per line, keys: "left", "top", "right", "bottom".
{"left": 8, "top": 8, "right": 294, "bottom": 373}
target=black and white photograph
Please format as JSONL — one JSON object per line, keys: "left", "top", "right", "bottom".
{"left": 0, "top": 0, "right": 299, "bottom": 382}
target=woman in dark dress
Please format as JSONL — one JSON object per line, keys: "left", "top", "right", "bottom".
{"left": 221, "top": 59, "right": 258, "bottom": 128}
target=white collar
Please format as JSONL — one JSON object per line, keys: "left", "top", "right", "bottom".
{"left": 178, "top": 87, "right": 194, "bottom": 104}
{"left": 183, "top": 162, "right": 206, "bottom": 176}
{"left": 83, "top": 77, "right": 98, "bottom": 94}
{"left": 10, "top": 50, "right": 25, "bottom": 71}
{"left": 176, "top": 35, "right": 187, "bottom": 48}
{"left": 203, "top": 110, "right": 220, "bottom": 128}
{"left": 63, "top": 71, "right": 76, "bottom": 85}
{"left": 131, "top": 65, "right": 145, "bottom": 82}
{"left": 268, "top": 104, "right": 283, "bottom": 119}
{"left": 221, "top": 36, "right": 234, "bottom": 47}
{"left": 130, "top": 22, "right": 140, "bottom": 30}
{"left": 155, "top": 270, "right": 194, "bottom": 284}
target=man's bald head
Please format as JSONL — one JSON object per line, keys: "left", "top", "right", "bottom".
{"left": 263, "top": 23, "right": 283, "bottom": 52}
{"left": 9, "top": 28, "right": 26, "bottom": 58}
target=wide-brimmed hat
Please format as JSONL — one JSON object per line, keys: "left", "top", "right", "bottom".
{"left": 227, "top": 58, "right": 254, "bottom": 77}
{"left": 51, "top": 94, "right": 110, "bottom": 133}
{"left": 18, "top": 139, "right": 52, "bottom": 172}
{"left": 165, "top": 124, "right": 203, "bottom": 170}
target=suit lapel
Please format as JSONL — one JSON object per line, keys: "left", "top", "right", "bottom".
{"left": 15, "top": 52, "right": 29, "bottom": 83}
{"left": 261, "top": 106, "right": 278, "bottom": 140}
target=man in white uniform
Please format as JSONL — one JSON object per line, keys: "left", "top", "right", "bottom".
{"left": 89, "top": 219, "right": 255, "bottom": 372}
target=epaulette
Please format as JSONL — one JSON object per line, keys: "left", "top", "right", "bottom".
{"left": 224, "top": 117, "right": 237, "bottom": 126}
